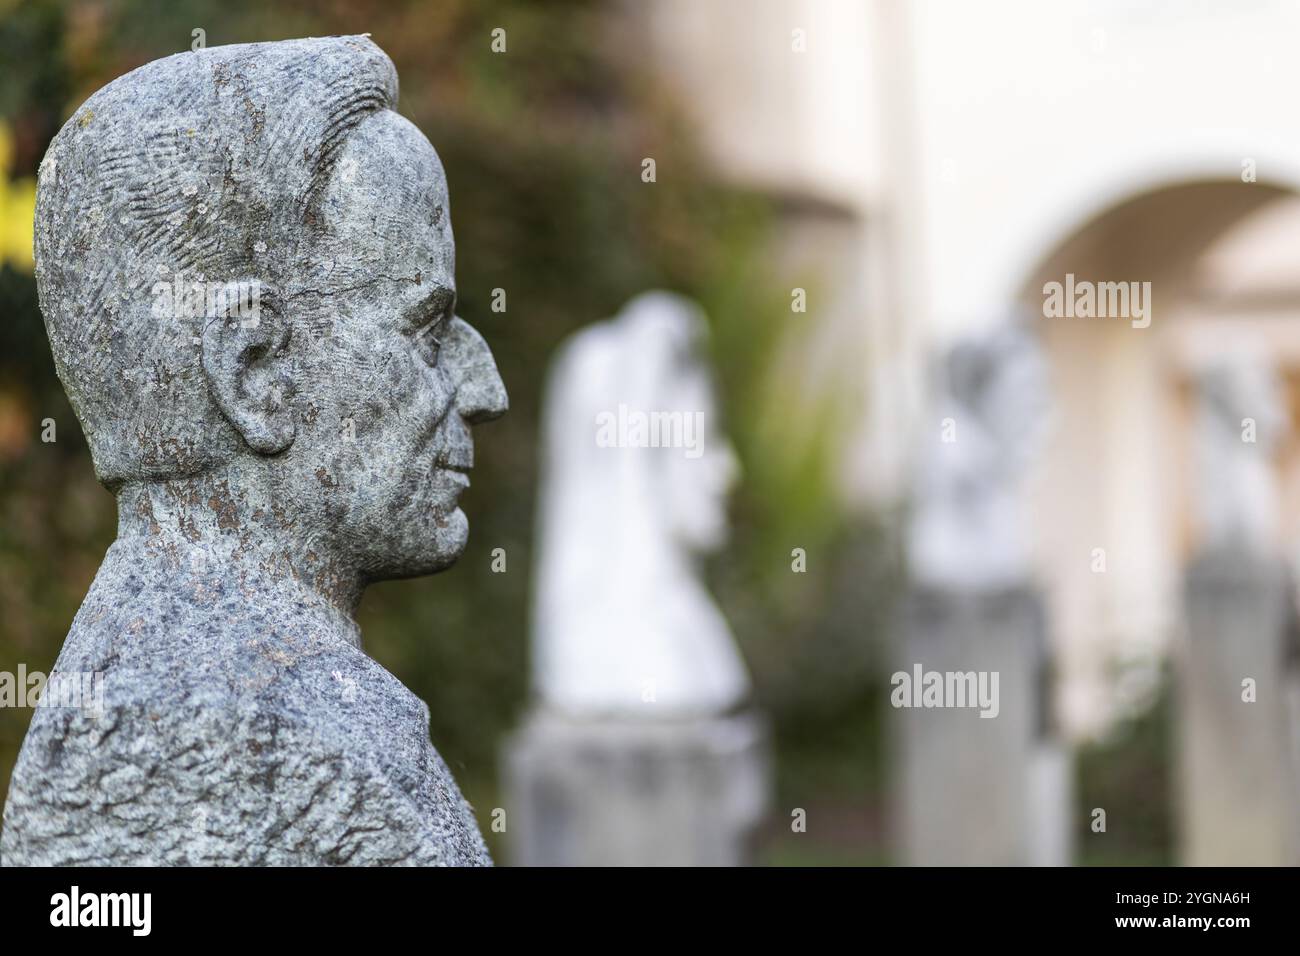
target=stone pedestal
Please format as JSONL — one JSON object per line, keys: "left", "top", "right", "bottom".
{"left": 894, "top": 585, "right": 1072, "bottom": 866}
{"left": 1025, "top": 743, "right": 1072, "bottom": 867}
{"left": 504, "top": 710, "right": 768, "bottom": 866}
{"left": 1179, "top": 549, "right": 1298, "bottom": 865}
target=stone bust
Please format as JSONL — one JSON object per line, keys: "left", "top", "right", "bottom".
{"left": 532, "top": 292, "right": 749, "bottom": 716}
{"left": 1, "top": 37, "right": 505, "bottom": 865}
{"left": 907, "top": 324, "right": 1050, "bottom": 592}
{"left": 1192, "top": 351, "right": 1283, "bottom": 553}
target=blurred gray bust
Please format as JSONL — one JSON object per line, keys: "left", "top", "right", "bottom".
{"left": 907, "top": 324, "right": 1051, "bottom": 591}
{"left": 1, "top": 37, "right": 505, "bottom": 865}
{"left": 532, "top": 292, "right": 750, "bottom": 716}
{"left": 1193, "top": 352, "right": 1283, "bottom": 553}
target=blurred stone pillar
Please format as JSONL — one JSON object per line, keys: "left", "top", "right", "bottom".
{"left": 505, "top": 712, "right": 767, "bottom": 866}
{"left": 1178, "top": 354, "right": 1298, "bottom": 864}
{"left": 1285, "top": 600, "right": 1300, "bottom": 860}
{"left": 895, "top": 585, "right": 1072, "bottom": 866}
{"left": 1179, "top": 548, "right": 1298, "bottom": 865}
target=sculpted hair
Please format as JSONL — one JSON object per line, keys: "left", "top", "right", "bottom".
{"left": 34, "top": 36, "right": 398, "bottom": 486}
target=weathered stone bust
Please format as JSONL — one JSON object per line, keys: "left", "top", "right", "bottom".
{"left": 0, "top": 36, "right": 505, "bottom": 865}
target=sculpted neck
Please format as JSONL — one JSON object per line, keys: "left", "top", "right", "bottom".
{"left": 111, "top": 469, "right": 364, "bottom": 644}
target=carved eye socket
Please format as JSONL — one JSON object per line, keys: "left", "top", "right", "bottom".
{"left": 411, "top": 288, "right": 454, "bottom": 368}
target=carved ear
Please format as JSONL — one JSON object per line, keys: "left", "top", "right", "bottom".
{"left": 200, "top": 288, "right": 295, "bottom": 455}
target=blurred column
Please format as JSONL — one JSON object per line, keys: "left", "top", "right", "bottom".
{"left": 1180, "top": 552, "right": 1296, "bottom": 864}
{"left": 1178, "top": 354, "right": 1299, "bottom": 865}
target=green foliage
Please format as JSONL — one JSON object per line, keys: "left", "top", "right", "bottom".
{"left": 1074, "top": 672, "right": 1175, "bottom": 865}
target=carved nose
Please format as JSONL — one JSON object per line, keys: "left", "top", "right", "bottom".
{"left": 448, "top": 317, "right": 508, "bottom": 424}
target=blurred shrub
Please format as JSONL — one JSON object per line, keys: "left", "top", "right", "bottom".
{"left": 1074, "top": 669, "right": 1175, "bottom": 865}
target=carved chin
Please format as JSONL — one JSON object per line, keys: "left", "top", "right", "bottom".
{"left": 354, "top": 504, "right": 467, "bottom": 582}
{"left": 413, "top": 506, "right": 471, "bottom": 576}
{"left": 428, "top": 508, "right": 471, "bottom": 569}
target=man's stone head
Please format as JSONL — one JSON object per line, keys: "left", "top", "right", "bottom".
{"left": 34, "top": 36, "right": 506, "bottom": 582}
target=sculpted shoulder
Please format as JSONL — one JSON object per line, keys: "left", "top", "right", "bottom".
{"left": 3, "top": 619, "right": 490, "bottom": 866}
{"left": 4, "top": 557, "right": 490, "bottom": 866}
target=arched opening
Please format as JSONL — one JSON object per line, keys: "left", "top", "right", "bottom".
{"left": 1015, "top": 180, "right": 1300, "bottom": 864}
{"left": 1016, "top": 180, "right": 1293, "bottom": 737}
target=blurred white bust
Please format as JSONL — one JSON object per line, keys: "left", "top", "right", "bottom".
{"left": 907, "top": 325, "right": 1051, "bottom": 591}
{"left": 531, "top": 292, "right": 750, "bottom": 716}
{"left": 1193, "top": 352, "right": 1283, "bottom": 553}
